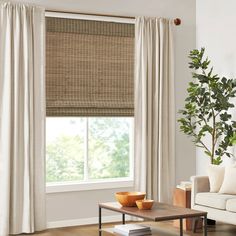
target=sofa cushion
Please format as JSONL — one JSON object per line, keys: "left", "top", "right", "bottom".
{"left": 219, "top": 166, "right": 236, "bottom": 194}
{"left": 195, "top": 192, "right": 236, "bottom": 210}
{"left": 226, "top": 199, "right": 236, "bottom": 213}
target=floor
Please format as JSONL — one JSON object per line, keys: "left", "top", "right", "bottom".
{"left": 19, "top": 221, "right": 236, "bottom": 236}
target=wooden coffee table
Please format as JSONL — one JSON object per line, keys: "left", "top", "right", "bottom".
{"left": 99, "top": 202, "right": 207, "bottom": 236}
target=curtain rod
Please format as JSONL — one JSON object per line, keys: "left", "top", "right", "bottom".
{"left": 45, "top": 10, "right": 181, "bottom": 26}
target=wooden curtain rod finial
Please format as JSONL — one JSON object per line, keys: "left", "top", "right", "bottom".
{"left": 174, "top": 18, "right": 181, "bottom": 26}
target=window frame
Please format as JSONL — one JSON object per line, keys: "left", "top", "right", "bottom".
{"left": 45, "top": 12, "right": 135, "bottom": 192}
{"left": 46, "top": 117, "right": 134, "bottom": 193}
{"left": 46, "top": 178, "right": 134, "bottom": 193}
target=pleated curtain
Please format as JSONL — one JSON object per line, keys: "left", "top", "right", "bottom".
{"left": 0, "top": 2, "right": 46, "bottom": 235}
{"left": 134, "top": 17, "right": 175, "bottom": 203}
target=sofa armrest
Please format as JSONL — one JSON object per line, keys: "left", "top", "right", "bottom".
{"left": 191, "top": 176, "right": 210, "bottom": 208}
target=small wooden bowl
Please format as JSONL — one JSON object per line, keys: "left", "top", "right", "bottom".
{"left": 115, "top": 192, "right": 146, "bottom": 207}
{"left": 136, "top": 199, "right": 154, "bottom": 210}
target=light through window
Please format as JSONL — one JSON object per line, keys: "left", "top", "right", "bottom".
{"left": 46, "top": 117, "right": 133, "bottom": 183}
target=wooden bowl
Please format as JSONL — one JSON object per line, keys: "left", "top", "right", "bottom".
{"left": 115, "top": 192, "right": 146, "bottom": 207}
{"left": 136, "top": 199, "right": 154, "bottom": 210}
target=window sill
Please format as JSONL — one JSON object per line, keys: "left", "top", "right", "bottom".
{"left": 46, "top": 178, "right": 134, "bottom": 193}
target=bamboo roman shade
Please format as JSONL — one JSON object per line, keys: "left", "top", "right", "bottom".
{"left": 46, "top": 17, "right": 134, "bottom": 116}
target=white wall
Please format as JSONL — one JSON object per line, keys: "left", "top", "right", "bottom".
{"left": 15, "top": 0, "right": 196, "bottom": 224}
{"left": 47, "top": 187, "right": 133, "bottom": 223}
{"left": 196, "top": 0, "right": 236, "bottom": 175}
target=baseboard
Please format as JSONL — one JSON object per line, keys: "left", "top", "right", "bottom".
{"left": 47, "top": 215, "right": 140, "bottom": 229}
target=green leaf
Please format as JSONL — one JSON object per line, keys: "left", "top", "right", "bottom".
{"left": 212, "top": 157, "right": 223, "bottom": 165}
{"left": 230, "top": 133, "right": 236, "bottom": 145}
{"left": 204, "top": 151, "right": 212, "bottom": 157}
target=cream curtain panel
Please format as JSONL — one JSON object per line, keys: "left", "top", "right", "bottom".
{"left": 134, "top": 17, "right": 175, "bottom": 203}
{"left": 0, "top": 2, "right": 46, "bottom": 235}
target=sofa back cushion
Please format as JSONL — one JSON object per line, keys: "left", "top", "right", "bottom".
{"left": 219, "top": 166, "right": 236, "bottom": 194}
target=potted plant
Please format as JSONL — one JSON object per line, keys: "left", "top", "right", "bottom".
{"left": 178, "top": 48, "right": 236, "bottom": 165}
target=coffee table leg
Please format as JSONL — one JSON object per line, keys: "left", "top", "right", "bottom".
{"left": 192, "top": 217, "right": 198, "bottom": 233}
{"left": 122, "top": 214, "right": 125, "bottom": 224}
{"left": 99, "top": 207, "right": 102, "bottom": 236}
{"left": 204, "top": 215, "right": 207, "bottom": 236}
{"left": 179, "top": 218, "right": 183, "bottom": 236}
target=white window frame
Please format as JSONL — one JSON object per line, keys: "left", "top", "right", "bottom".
{"left": 46, "top": 178, "right": 134, "bottom": 193}
{"left": 46, "top": 117, "right": 134, "bottom": 193}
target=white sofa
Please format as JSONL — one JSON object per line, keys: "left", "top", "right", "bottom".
{"left": 191, "top": 176, "right": 236, "bottom": 225}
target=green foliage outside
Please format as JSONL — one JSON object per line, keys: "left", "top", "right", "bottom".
{"left": 178, "top": 48, "right": 236, "bottom": 165}
{"left": 46, "top": 135, "right": 84, "bottom": 182}
{"left": 88, "top": 118, "right": 130, "bottom": 179}
{"left": 46, "top": 118, "right": 131, "bottom": 182}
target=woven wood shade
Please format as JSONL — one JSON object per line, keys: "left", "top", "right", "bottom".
{"left": 46, "top": 17, "right": 134, "bottom": 116}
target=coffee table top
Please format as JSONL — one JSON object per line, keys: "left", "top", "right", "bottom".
{"left": 99, "top": 202, "right": 207, "bottom": 221}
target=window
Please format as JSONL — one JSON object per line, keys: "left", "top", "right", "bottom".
{"left": 46, "top": 117, "right": 133, "bottom": 184}
{"left": 45, "top": 16, "right": 134, "bottom": 190}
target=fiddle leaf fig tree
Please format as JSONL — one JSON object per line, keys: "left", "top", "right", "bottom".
{"left": 178, "top": 48, "right": 236, "bottom": 165}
